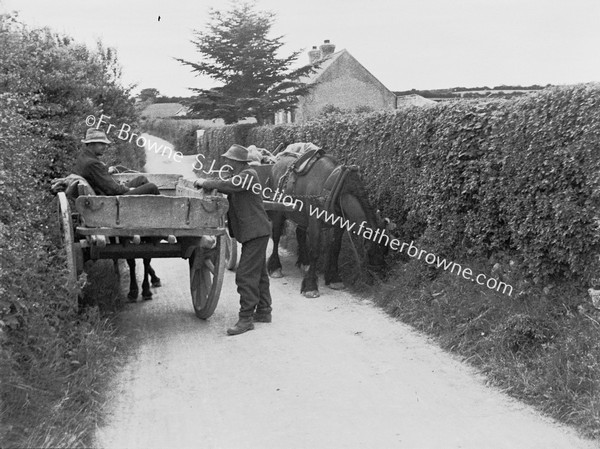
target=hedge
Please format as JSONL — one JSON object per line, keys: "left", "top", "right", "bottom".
{"left": 199, "top": 123, "right": 257, "bottom": 164}
{"left": 199, "top": 84, "right": 600, "bottom": 285}
{"left": 142, "top": 118, "right": 199, "bottom": 155}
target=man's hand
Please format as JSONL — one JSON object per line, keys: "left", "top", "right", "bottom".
{"left": 108, "top": 166, "right": 117, "bottom": 174}
{"left": 194, "top": 179, "right": 205, "bottom": 189}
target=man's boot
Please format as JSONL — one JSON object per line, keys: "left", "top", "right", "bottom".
{"left": 227, "top": 317, "right": 254, "bottom": 335}
{"left": 253, "top": 311, "right": 272, "bottom": 323}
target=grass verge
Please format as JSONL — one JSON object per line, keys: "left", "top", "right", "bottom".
{"left": 374, "top": 255, "right": 600, "bottom": 441}
{"left": 0, "top": 254, "right": 127, "bottom": 448}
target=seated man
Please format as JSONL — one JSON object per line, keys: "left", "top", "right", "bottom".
{"left": 74, "top": 128, "right": 161, "bottom": 302}
{"left": 75, "top": 128, "right": 159, "bottom": 196}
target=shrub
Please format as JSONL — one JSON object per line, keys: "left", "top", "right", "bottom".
{"left": 142, "top": 118, "right": 200, "bottom": 155}
{"left": 0, "top": 14, "right": 140, "bottom": 447}
{"left": 238, "top": 84, "right": 600, "bottom": 287}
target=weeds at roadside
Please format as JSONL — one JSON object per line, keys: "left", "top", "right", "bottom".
{"left": 376, "top": 257, "right": 600, "bottom": 441}
{"left": 0, "top": 255, "right": 126, "bottom": 449}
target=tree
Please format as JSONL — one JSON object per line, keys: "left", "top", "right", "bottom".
{"left": 0, "top": 12, "right": 144, "bottom": 179}
{"left": 177, "top": 2, "right": 317, "bottom": 125}
{"left": 138, "top": 88, "right": 160, "bottom": 103}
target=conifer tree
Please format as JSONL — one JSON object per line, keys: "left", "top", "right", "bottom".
{"left": 177, "top": 2, "right": 317, "bottom": 125}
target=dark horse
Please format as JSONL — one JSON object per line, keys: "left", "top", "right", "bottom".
{"left": 125, "top": 257, "right": 161, "bottom": 301}
{"left": 266, "top": 148, "right": 387, "bottom": 298}
{"left": 108, "top": 167, "right": 162, "bottom": 302}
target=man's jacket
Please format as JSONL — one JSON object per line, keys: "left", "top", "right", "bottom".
{"left": 203, "top": 168, "right": 271, "bottom": 243}
{"left": 74, "top": 147, "right": 129, "bottom": 195}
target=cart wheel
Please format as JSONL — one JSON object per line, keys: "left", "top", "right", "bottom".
{"left": 189, "top": 234, "right": 226, "bottom": 319}
{"left": 57, "top": 192, "right": 79, "bottom": 287}
{"left": 225, "top": 232, "right": 238, "bottom": 271}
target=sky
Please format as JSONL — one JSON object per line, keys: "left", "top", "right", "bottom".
{"left": 1, "top": 0, "right": 599, "bottom": 97}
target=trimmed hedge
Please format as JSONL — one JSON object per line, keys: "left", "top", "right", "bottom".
{"left": 142, "top": 118, "right": 199, "bottom": 155}
{"left": 201, "top": 84, "right": 600, "bottom": 286}
{"left": 199, "top": 123, "right": 256, "bottom": 164}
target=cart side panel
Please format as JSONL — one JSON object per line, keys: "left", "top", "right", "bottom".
{"left": 75, "top": 195, "right": 228, "bottom": 229}
{"left": 176, "top": 181, "right": 206, "bottom": 199}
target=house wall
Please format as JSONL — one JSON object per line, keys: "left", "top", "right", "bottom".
{"left": 295, "top": 51, "right": 396, "bottom": 122}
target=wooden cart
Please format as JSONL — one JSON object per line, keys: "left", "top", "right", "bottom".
{"left": 56, "top": 174, "right": 229, "bottom": 319}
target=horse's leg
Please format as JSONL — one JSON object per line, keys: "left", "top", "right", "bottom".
{"left": 325, "top": 225, "right": 345, "bottom": 289}
{"left": 126, "top": 259, "right": 138, "bottom": 301}
{"left": 141, "top": 258, "right": 153, "bottom": 300}
{"left": 295, "top": 226, "right": 310, "bottom": 273}
{"left": 147, "top": 262, "right": 161, "bottom": 287}
{"left": 267, "top": 211, "right": 285, "bottom": 278}
{"left": 301, "top": 218, "right": 321, "bottom": 298}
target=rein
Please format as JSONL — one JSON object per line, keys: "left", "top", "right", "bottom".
{"left": 339, "top": 193, "right": 363, "bottom": 267}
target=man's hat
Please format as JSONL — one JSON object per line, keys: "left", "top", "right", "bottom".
{"left": 221, "top": 144, "right": 252, "bottom": 162}
{"left": 81, "top": 128, "right": 111, "bottom": 144}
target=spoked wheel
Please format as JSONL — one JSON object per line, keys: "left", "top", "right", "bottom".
{"left": 189, "top": 234, "right": 226, "bottom": 319}
{"left": 57, "top": 192, "right": 80, "bottom": 287}
{"left": 224, "top": 231, "right": 238, "bottom": 271}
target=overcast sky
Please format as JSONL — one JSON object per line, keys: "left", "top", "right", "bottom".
{"left": 2, "top": 0, "right": 599, "bottom": 97}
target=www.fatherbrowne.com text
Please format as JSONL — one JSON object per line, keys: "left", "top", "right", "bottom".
{"left": 84, "top": 113, "right": 513, "bottom": 297}
{"left": 195, "top": 158, "right": 513, "bottom": 297}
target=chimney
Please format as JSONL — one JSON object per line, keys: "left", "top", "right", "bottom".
{"left": 308, "top": 45, "right": 321, "bottom": 65}
{"left": 319, "top": 39, "right": 335, "bottom": 58}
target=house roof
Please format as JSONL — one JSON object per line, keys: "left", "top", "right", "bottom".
{"left": 304, "top": 49, "right": 346, "bottom": 84}
{"left": 303, "top": 49, "right": 395, "bottom": 98}
{"left": 141, "top": 103, "right": 189, "bottom": 119}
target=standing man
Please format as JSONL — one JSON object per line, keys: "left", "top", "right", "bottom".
{"left": 194, "top": 144, "right": 272, "bottom": 336}
{"left": 75, "top": 128, "right": 160, "bottom": 196}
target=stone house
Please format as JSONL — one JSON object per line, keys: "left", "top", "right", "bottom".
{"left": 275, "top": 40, "right": 398, "bottom": 124}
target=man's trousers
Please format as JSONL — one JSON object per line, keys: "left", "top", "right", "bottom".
{"left": 236, "top": 235, "right": 272, "bottom": 318}
{"left": 124, "top": 175, "right": 160, "bottom": 195}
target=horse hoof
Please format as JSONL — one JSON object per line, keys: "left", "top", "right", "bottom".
{"left": 142, "top": 291, "right": 153, "bottom": 301}
{"left": 127, "top": 290, "right": 138, "bottom": 302}
{"left": 270, "top": 269, "right": 283, "bottom": 278}
{"left": 328, "top": 282, "right": 346, "bottom": 290}
{"left": 303, "top": 290, "right": 320, "bottom": 298}
{"left": 151, "top": 278, "right": 161, "bottom": 287}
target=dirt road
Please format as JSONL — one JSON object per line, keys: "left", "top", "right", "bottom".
{"left": 94, "top": 136, "right": 597, "bottom": 449}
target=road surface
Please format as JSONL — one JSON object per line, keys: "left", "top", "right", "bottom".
{"left": 94, "top": 135, "right": 597, "bottom": 449}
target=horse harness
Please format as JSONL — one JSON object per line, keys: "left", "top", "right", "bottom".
{"left": 276, "top": 148, "right": 359, "bottom": 211}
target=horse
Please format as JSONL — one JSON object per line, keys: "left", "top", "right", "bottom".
{"left": 265, "top": 144, "right": 387, "bottom": 298}
{"left": 125, "top": 257, "right": 161, "bottom": 301}
{"left": 106, "top": 167, "right": 163, "bottom": 301}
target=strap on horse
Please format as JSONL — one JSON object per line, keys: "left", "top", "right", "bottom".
{"left": 322, "top": 165, "right": 358, "bottom": 213}
{"left": 277, "top": 148, "right": 326, "bottom": 193}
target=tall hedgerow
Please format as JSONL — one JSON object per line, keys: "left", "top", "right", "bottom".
{"left": 0, "top": 13, "right": 141, "bottom": 447}
{"left": 0, "top": 13, "right": 145, "bottom": 176}
{"left": 202, "top": 83, "right": 600, "bottom": 286}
